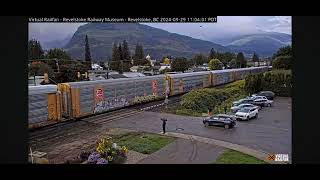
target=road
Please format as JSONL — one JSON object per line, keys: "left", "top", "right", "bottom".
{"left": 103, "top": 97, "right": 292, "bottom": 161}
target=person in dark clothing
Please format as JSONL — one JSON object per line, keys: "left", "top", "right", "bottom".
{"left": 161, "top": 118, "right": 167, "bottom": 134}
{"left": 224, "top": 106, "right": 227, "bottom": 114}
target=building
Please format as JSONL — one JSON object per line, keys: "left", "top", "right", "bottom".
{"left": 91, "top": 63, "right": 103, "bottom": 70}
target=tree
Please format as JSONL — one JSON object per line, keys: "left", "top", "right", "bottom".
{"left": 29, "top": 61, "right": 54, "bottom": 77}
{"left": 171, "top": 57, "right": 188, "bottom": 72}
{"left": 45, "top": 48, "right": 71, "bottom": 60}
{"left": 85, "top": 35, "right": 92, "bottom": 70}
{"left": 163, "top": 57, "right": 170, "bottom": 65}
{"left": 236, "top": 52, "right": 246, "bottom": 68}
{"left": 28, "top": 39, "right": 44, "bottom": 60}
{"left": 272, "top": 56, "right": 292, "bottom": 70}
{"left": 208, "top": 48, "right": 217, "bottom": 60}
{"left": 272, "top": 45, "right": 292, "bottom": 60}
{"left": 110, "top": 43, "right": 120, "bottom": 71}
{"left": 208, "top": 59, "right": 223, "bottom": 70}
{"left": 229, "top": 59, "right": 237, "bottom": 69}
{"left": 133, "top": 44, "right": 145, "bottom": 65}
{"left": 252, "top": 52, "right": 259, "bottom": 66}
{"left": 193, "top": 54, "right": 207, "bottom": 66}
{"left": 122, "top": 40, "right": 130, "bottom": 60}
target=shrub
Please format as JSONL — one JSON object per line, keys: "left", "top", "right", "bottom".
{"left": 86, "top": 137, "right": 128, "bottom": 164}
{"left": 244, "top": 70, "right": 292, "bottom": 97}
{"left": 180, "top": 80, "right": 246, "bottom": 113}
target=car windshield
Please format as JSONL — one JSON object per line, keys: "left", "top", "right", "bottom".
{"left": 238, "top": 108, "right": 250, "bottom": 113}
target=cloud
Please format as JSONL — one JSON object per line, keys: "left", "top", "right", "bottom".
{"left": 28, "top": 23, "right": 87, "bottom": 42}
{"left": 28, "top": 16, "right": 292, "bottom": 43}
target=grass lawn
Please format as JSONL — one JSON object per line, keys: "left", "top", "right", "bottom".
{"left": 113, "top": 132, "right": 175, "bottom": 154}
{"left": 214, "top": 149, "right": 267, "bottom": 164}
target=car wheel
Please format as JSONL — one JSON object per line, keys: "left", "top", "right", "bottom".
{"left": 224, "top": 124, "right": 230, "bottom": 129}
{"left": 267, "top": 103, "right": 271, "bottom": 107}
{"left": 205, "top": 122, "right": 209, "bottom": 127}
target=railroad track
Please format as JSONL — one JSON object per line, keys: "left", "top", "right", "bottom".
{"left": 29, "top": 95, "right": 183, "bottom": 146}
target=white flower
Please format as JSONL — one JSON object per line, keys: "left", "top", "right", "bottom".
{"left": 112, "top": 143, "right": 118, "bottom": 149}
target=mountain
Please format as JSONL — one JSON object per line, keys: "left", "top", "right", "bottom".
{"left": 42, "top": 35, "right": 72, "bottom": 50}
{"left": 224, "top": 32, "right": 292, "bottom": 57}
{"left": 64, "top": 23, "right": 229, "bottom": 61}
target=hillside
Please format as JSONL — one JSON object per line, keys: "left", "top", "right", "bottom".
{"left": 225, "top": 32, "right": 292, "bottom": 57}
{"left": 64, "top": 23, "right": 229, "bottom": 61}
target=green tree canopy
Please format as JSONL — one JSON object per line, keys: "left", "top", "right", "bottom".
{"left": 208, "top": 59, "right": 223, "bottom": 70}
{"left": 229, "top": 59, "right": 237, "bottom": 69}
{"left": 272, "top": 55, "right": 292, "bottom": 70}
{"left": 45, "top": 48, "right": 71, "bottom": 60}
{"left": 236, "top": 52, "right": 246, "bottom": 68}
{"left": 171, "top": 57, "right": 188, "bottom": 72}
{"left": 208, "top": 48, "right": 217, "bottom": 60}
{"left": 252, "top": 52, "right": 259, "bottom": 62}
{"left": 193, "top": 53, "right": 207, "bottom": 66}
{"left": 28, "top": 39, "right": 44, "bottom": 60}
{"left": 272, "top": 45, "right": 292, "bottom": 60}
{"left": 29, "top": 61, "right": 54, "bottom": 77}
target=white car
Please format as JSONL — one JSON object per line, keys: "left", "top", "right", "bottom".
{"left": 253, "top": 97, "right": 273, "bottom": 107}
{"left": 235, "top": 107, "right": 258, "bottom": 121}
{"left": 230, "top": 103, "right": 260, "bottom": 113}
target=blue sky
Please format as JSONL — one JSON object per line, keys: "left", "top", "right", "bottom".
{"left": 29, "top": 16, "right": 291, "bottom": 43}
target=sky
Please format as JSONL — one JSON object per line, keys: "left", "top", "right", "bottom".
{"left": 28, "top": 16, "right": 292, "bottom": 43}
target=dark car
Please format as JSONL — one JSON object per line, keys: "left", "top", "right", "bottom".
{"left": 253, "top": 91, "right": 275, "bottom": 100}
{"left": 203, "top": 114, "right": 236, "bottom": 129}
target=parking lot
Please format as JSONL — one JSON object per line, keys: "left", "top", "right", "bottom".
{"left": 103, "top": 97, "right": 292, "bottom": 162}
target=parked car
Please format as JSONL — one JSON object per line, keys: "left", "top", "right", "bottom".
{"left": 232, "top": 98, "right": 255, "bottom": 106}
{"left": 230, "top": 103, "right": 260, "bottom": 113}
{"left": 203, "top": 114, "right": 236, "bottom": 129}
{"left": 252, "top": 91, "right": 275, "bottom": 100}
{"left": 253, "top": 97, "right": 273, "bottom": 107}
{"left": 235, "top": 107, "right": 258, "bottom": 121}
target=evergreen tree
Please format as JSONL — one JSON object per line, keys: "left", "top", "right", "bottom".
{"left": 122, "top": 40, "right": 130, "bottom": 60}
{"left": 110, "top": 43, "right": 120, "bottom": 71}
{"left": 208, "top": 48, "right": 217, "bottom": 60}
{"left": 45, "top": 48, "right": 71, "bottom": 60}
{"left": 133, "top": 43, "right": 145, "bottom": 65}
{"left": 28, "top": 39, "right": 44, "bottom": 60}
{"left": 236, "top": 52, "right": 246, "bottom": 68}
{"left": 171, "top": 57, "right": 188, "bottom": 72}
{"left": 252, "top": 52, "right": 259, "bottom": 66}
{"left": 84, "top": 35, "right": 92, "bottom": 70}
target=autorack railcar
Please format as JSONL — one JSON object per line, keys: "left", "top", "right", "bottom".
{"left": 58, "top": 75, "right": 167, "bottom": 119}
{"left": 28, "top": 85, "right": 62, "bottom": 128}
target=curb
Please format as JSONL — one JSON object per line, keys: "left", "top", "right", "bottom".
{"left": 160, "top": 132, "right": 288, "bottom": 164}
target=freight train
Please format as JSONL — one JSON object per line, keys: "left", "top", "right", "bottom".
{"left": 28, "top": 66, "right": 269, "bottom": 129}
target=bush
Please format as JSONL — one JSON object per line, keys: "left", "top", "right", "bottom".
{"left": 244, "top": 70, "right": 292, "bottom": 97}
{"left": 272, "top": 55, "right": 292, "bottom": 70}
{"left": 208, "top": 59, "right": 223, "bottom": 70}
{"left": 180, "top": 80, "right": 245, "bottom": 113}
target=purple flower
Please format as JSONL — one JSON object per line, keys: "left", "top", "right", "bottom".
{"left": 87, "top": 151, "right": 101, "bottom": 164}
{"left": 96, "top": 158, "right": 108, "bottom": 164}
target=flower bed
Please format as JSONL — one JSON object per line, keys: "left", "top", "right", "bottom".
{"left": 79, "top": 137, "right": 128, "bottom": 164}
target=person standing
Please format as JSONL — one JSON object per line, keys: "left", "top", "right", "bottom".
{"left": 161, "top": 118, "right": 167, "bottom": 134}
